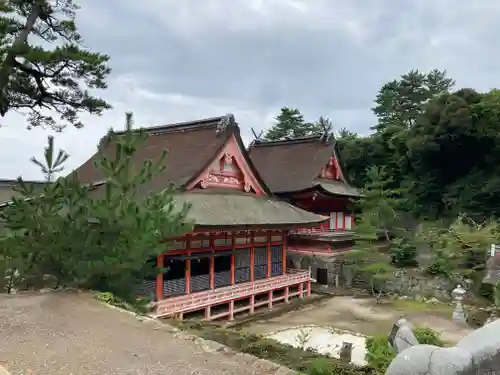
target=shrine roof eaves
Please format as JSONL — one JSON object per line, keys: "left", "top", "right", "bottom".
{"left": 170, "top": 190, "right": 328, "bottom": 229}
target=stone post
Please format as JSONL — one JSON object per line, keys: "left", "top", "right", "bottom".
{"left": 451, "top": 284, "right": 467, "bottom": 324}
{"left": 339, "top": 341, "right": 353, "bottom": 362}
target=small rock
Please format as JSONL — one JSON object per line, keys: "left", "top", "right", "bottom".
{"left": 426, "top": 297, "right": 441, "bottom": 304}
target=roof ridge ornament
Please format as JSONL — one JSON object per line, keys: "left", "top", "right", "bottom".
{"left": 216, "top": 113, "right": 235, "bottom": 134}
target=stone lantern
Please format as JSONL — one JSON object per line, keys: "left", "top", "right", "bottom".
{"left": 483, "top": 245, "right": 500, "bottom": 323}
{"left": 451, "top": 284, "right": 467, "bottom": 324}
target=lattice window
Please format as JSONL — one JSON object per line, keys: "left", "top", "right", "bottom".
{"left": 270, "top": 244, "right": 283, "bottom": 276}
{"left": 235, "top": 248, "right": 251, "bottom": 284}
{"left": 254, "top": 246, "right": 268, "bottom": 280}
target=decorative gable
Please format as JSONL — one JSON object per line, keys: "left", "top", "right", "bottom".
{"left": 187, "top": 134, "right": 266, "bottom": 195}
{"left": 319, "top": 153, "right": 345, "bottom": 182}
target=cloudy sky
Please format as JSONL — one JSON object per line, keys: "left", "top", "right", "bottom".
{"left": 1, "top": 0, "right": 499, "bottom": 180}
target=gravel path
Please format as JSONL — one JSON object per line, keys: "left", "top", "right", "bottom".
{"left": 0, "top": 291, "right": 294, "bottom": 375}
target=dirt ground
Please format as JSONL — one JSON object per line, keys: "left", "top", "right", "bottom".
{"left": 246, "top": 296, "right": 473, "bottom": 344}
{"left": 0, "top": 291, "right": 293, "bottom": 375}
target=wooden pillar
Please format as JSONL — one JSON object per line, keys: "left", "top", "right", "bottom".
{"left": 185, "top": 257, "right": 191, "bottom": 295}
{"left": 282, "top": 233, "right": 287, "bottom": 275}
{"left": 306, "top": 281, "right": 312, "bottom": 297}
{"left": 229, "top": 300, "right": 235, "bottom": 321}
{"left": 250, "top": 232, "right": 255, "bottom": 282}
{"left": 204, "top": 306, "right": 211, "bottom": 320}
{"left": 267, "top": 234, "right": 272, "bottom": 278}
{"left": 298, "top": 282, "right": 304, "bottom": 299}
{"left": 284, "top": 286, "right": 289, "bottom": 303}
{"left": 268, "top": 290, "right": 273, "bottom": 309}
{"left": 230, "top": 232, "right": 236, "bottom": 285}
{"left": 156, "top": 254, "right": 164, "bottom": 301}
{"left": 250, "top": 295, "right": 255, "bottom": 314}
{"left": 209, "top": 253, "right": 215, "bottom": 289}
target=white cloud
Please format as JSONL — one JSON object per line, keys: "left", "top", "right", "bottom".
{"left": 0, "top": 74, "right": 268, "bottom": 179}
{"left": 1, "top": 0, "right": 499, "bottom": 179}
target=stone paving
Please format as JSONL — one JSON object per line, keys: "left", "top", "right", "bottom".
{"left": 0, "top": 291, "right": 295, "bottom": 375}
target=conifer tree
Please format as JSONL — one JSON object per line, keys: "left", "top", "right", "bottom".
{"left": 343, "top": 166, "right": 415, "bottom": 297}
{"left": 0, "top": 113, "right": 191, "bottom": 295}
{"left": 0, "top": 0, "right": 111, "bottom": 130}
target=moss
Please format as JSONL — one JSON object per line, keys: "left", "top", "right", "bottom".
{"left": 178, "top": 321, "right": 375, "bottom": 375}
{"left": 466, "top": 308, "right": 490, "bottom": 328}
{"left": 92, "top": 291, "right": 150, "bottom": 314}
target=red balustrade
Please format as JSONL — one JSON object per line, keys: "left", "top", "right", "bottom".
{"left": 155, "top": 268, "right": 311, "bottom": 318}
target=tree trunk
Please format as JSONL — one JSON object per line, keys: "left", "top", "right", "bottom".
{"left": 0, "top": 0, "right": 43, "bottom": 98}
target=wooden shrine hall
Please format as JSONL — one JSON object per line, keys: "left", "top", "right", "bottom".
{"left": 74, "top": 115, "right": 327, "bottom": 321}
{"left": 248, "top": 134, "right": 361, "bottom": 256}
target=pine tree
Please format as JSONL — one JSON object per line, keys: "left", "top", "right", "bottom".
{"left": 0, "top": 0, "right": 111, "bottom": 130}
{"left": 263, "top": 107, "right": 313, "bottom": 140}
{"left": 343, "top": 166, "right": 416, "bottom": 296}
{"left": 0, "top": 113, "right": 192, "bottom": 295}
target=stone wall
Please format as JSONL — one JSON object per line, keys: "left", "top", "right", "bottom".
{"left": 288, "top": 252, "right": 454, "bottom": 300}
{"left": 384, "top": 269, "right": 454, "bottom": 301}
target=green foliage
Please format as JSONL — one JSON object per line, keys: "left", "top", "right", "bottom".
{"left": 425, "top": 252, "right": 453, "bottom": 278}
{"left": 0, "top": 112, "right": 192, "bottom": 295}
{"left": 263, "top": 107, "right": 333, "bottom": 140}
{"left": 412, "top": 327, "right": 445, "bottom": 346}
{"left": 365, "top": 336, "right": 396, "bottom": 374}
{"left": 345, "top": 164, "right": 418, "bottom": 292}
{"left": 265, "top": 70, "right": 500, "bottom": 222}
{"left": 365, "top": 328, "right": 445, "bottom": 374}
{"left": 0, "top": 0, "right": 111, "bottom": 130}
{"left": 93, "top": 291, "right": 151, "bottom": 314}
{"left": 419, "top": 215, "right": 498, "bottom": 283}
{"left": 390, "top": 238, "right": 418, "bottom": 267}
{"left": 178, "top": 322, "right": 374, "bottom": 375}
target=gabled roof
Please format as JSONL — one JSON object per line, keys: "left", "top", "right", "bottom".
{"left": 75, "top": 116, "right": 251, "bottom": 194}
{"left": 73, "top": 115, "right": 327, "bottom": 229}
{"left": 247, "top": 134, "right": 360, "bottom": 197}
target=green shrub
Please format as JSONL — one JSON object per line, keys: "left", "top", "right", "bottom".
{"left": 365, "top": 336, "right": 396, "bottom": 374}
{"left": 413, "top": 327, "right": 445, "bottom": 346}
{"left": 307, "top": 359, "right": 337, "bottom": 375}
{"left": 93, "top": 291, "right": 150, "bottom": 313}
{"left": 365, "top": 327, "right": 444, "bottom": 374}
{"left": 478, "top": 282, "right": 494, "bottom": 302}
{"left": 425, "top": 257, "right": 452, "bottom": 277}
{"left": 178, "top": 323, "right": 373, "bottom": 375}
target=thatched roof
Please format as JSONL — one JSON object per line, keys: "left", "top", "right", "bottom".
{"left": 315, "top": 180, "right": 360, "bottom": 197}
{"left": 72, "top": 115, "right": 327, "bottom": 229}
{"left": 172, "top": 190, "right": 327, "bottom": 229}
{"left": 248, "top": 135, "right": 360, "bottom": 197}
{"left": 74, "top": 116, "right": 250, "bottom": 197}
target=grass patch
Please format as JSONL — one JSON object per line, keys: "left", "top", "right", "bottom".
{"left": 92, "top": 291, "right": 150, "bottom": 314}
{"left": 387, "top": 299, "right": 453, "bottom": 314}
{"left": 177, "top": 321, "right": 375, "bottom": 375}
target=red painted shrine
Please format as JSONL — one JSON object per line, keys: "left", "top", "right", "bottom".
{"left": 74, "top": 115, "right": 327, "bottom": 320}
{"left": 248, "top": 134, "right": 361, "bottom": 257}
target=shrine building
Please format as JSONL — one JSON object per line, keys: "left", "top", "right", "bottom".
{"left": 74, "top": 115, "right": 327, "bottom": 320}
{"left": 247, "top": 134, "right": 361, "bottom": 285}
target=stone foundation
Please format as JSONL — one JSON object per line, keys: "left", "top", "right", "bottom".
{"left": 288, "top": 252, "right": 454, "bottom": 301}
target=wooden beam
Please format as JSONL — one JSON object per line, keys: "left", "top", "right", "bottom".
{"left": 156, "top": 254, "right": 164, "bottom": 301}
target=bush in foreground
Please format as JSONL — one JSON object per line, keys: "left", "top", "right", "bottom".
{"left": 365, "top": 327, "right": 445, "bottom": 374}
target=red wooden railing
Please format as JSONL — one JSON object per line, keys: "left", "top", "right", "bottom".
{"left": 155, "top": 268, "right": 311, "bottom": 318}
{"left": 291, "top": 213, "right": 354, "bottom": 234}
